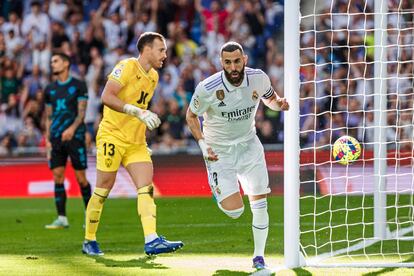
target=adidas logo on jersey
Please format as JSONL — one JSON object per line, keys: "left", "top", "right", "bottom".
{"left": 218, "top": 101, "right": 226, "bottom": 107}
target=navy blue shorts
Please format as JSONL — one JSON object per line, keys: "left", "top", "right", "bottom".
{"left": 49, "top": 138, "right": 87, "bottom": 170}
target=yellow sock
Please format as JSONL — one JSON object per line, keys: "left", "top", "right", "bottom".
{"left": 85, "top": 187, "right": 109, "bottom": 241}
{"left": 137, "top": 185, "right": 157, "bottom": 237}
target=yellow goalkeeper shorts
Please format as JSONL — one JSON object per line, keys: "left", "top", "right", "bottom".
{"left": 96, "top": 130, "right": 152, "bottom": 172}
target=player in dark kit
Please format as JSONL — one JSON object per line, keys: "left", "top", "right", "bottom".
{"left": 44, "top": 53, "right": 92, "bottom": 229}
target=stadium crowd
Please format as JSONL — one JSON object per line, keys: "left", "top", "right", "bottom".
{"left": 1, "top": 0, "right": 412, "bottom": 157}
{"left": 0, "top": 0, "right": 284, "bottom": 156}
{"left": 299, "top": 0, "right": 413, "bottom": 150}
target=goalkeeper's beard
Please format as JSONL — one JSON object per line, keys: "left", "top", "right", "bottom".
{"left": 224, "top": 66, "right": 245, "bottom": 86}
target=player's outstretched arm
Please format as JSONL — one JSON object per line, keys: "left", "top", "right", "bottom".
{"left": 262, "top": 93, "right": 290, "bottom": 111}
{"left": 185, "top": 107, "right": 218, "bottom": 161}
{"left": 101, "top": 80, "right": 160, "bottom": 130}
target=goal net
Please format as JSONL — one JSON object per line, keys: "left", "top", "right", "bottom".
{"left": 284, "top": 0, "right": 414, "bottom": 267}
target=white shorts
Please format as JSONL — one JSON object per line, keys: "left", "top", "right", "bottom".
{"left": 204, "top": 136, "right": 270, "bottom": 203}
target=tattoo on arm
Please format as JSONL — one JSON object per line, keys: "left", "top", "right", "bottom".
{"left": 67, "top": 100, "right": 87, "bottom": 131}
{"left": 74, "top": 100, "right": 87, "bottom": 126}
{"left": 45, "top": 105, "right": 53, "bottom": 138}
{"left": 77, "top": 101, "right": 87, "bottom": 121}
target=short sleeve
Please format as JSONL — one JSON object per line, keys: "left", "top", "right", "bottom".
{"left": 261, "top": 73, "right": 275, "bottom": 99}
{"left": 189, "top": 82, "right": 210, "bottom": 116}
{"left": 77, "top": 81, "right": 88, "bottom": 101}
{"left": 107, "top": 60, "right": 133, "bottom": 87}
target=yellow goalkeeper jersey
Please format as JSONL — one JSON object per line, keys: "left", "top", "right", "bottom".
{"left": 99, "top": 57, "right": 159, "bottom": 144}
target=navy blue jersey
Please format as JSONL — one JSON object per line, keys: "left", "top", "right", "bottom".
{"left": 44, "top": 76, "right": 88, "bottom": 141}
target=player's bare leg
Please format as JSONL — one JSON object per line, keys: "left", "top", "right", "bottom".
{"left": 248, "top": 194, "right": 269, "bottom": 270}
{"left": 127, "top": 162, "right": 184, "bottom": 255}
{"left": 220, "top": 192, "right": 244, "bottom": 209}
{"left": 45, "top": 166, "right": 69, "bottom": 229}
{"left": 82, "top": 170, "right": 116, "bottom": 256}
{"left": 218, "top": 192, "right": 245, "bottom": 219}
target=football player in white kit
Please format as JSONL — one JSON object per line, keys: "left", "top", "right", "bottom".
{"left": 186, "top": 41, "right": 289, "bottom": 270}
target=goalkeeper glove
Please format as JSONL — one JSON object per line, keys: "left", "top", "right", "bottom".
{"left": 123, "top": 104, "right": 161, "bottom": 130}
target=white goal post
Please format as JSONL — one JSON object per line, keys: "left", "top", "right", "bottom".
{"left": 284, "top": 0, "right": 414, "bottom": 268}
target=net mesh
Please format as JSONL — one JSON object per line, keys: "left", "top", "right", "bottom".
{"left": 298, "top": 0, "right": 414, "bottom": 265}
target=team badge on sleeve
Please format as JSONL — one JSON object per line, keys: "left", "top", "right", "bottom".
{"left": 111, "top": 64, "right": 124, "bottom": 79}
{"left": 193, "top": 97, "right": 200, "bottom": 109}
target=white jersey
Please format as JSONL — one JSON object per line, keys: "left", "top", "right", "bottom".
{"left": 190, "top": 67, "right": 275, "bottom": 146}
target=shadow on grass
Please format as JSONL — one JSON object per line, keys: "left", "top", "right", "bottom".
{"left": 212, "top": 270, "right": 251, "bottom": 275}
{"left": 362, "top": 255, "right": 414, "bottom": 276}
{"left": 93, "top": 255, "right": 169, "bottom": 269}
{"left": 293, "top": 267, "right": 312, "bottom": 276}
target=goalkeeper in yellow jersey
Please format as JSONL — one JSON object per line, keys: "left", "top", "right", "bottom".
{"left": 82, "top": 32, "right": 183, "bottom": 256}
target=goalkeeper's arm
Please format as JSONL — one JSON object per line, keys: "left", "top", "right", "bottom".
{"left": 101, "top": 79, "right": 160, "bottom": 130}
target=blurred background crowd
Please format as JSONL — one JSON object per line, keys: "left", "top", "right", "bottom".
{"left": 0, "top": 0, "right": 284, "bottom": 156}
{"left": 0, "top": 0, "right": 412, "bottom": 157}
{"left": 299, "top": 0, "right": 413, "bottom": 150}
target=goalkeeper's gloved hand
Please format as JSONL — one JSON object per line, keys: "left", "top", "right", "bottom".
{"left": 123, "top": 104, "right": 161, "bottom": 130}
{"left": 198, "top": 139, "right": 218, "bottom": 161}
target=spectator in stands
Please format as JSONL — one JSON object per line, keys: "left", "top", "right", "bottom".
{"left": 156, "top": 66, "right": 179, "bottom": 101}
{"left": 1, "top": 66, "right": 21, "bottom": 105}
{"left": 0, "top": 32, "right": 6, "bottom": 64}
{"left": 173, "top": 80, "right": 192, "bottom": 110}
{"left": 0, "top": 132, "right": 16, "bottom": 156}
{"left": 66, "top": 11, "right": 87, "bottom": 40}
{"left": 48, "top": 0, "right": 68, "bottom": 23}
{"left": 17, "top": 116, "right": 42, "bottom": 148}
{"left": 164, "top": 98, "right": 186, "bottom": 141}
{"left": 51, "top": 21, "right": 70, "bottom": 50}
{"left": 22, "top": 65, "right": 45, "bottom": 101}
{"left": 257, "top": 120, "right": 279, "bottom": 144}
{"left": 196, "top": 0, "right": 229, "bottom": 61}
{"left": 93, "top": 2, "right": 124, "bottom": 51}
{"left": 1, "top": 0, "right": 411, "bottom": 158}
{"left": 21, "top": 1, "right": 50, "bottom": 42}
{"left": 32, "top": 40, "right": 51, "bottom": 76}
{"left": 173, "top": 25, "right": 198, "bottom": 63}
{"left": 2, "top": 12, "right": 22, "bottom": 37}
{"left": 5, "top": 29, "right": 24, "bottom": 60}
{"left": 243, "top": 0, "right": 266, "bottom": 68}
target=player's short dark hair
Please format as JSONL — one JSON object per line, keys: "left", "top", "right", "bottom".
{"left": 220, "top": 42, "right": 244, "bottom": 56}
{"left": 52, "top": 52, "right": 71, "bottom": 67}
{"left": 136, "top": 32, "right": 165, "bottom": 53}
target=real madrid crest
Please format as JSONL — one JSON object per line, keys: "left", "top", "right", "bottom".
{"left": 193, "top": 96, "right": 200, "bottom": 109}
{"left": 216, "top": 89, "right": 225, "bottom": 101}
{"left": 252, "top": 90, "right": 259, "bottom": 101}
{"left": 216, "top": 89, "right": 226, "bottom": 107}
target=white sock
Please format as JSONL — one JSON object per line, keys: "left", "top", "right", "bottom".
{"left": 250, "top": 198, "right": 269, "bottom": 257}
{"left": 145, "top": 233, "right": 159, "bottom": 244}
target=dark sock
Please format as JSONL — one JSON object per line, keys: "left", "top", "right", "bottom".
{"left": 80, "top": 182, "right": 92, "bottom": 208}
{"left": 54, "top": 183, "right": 66, "bottom": 216}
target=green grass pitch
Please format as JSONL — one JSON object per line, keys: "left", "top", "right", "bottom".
{"left": 0, "top": 197, "right": 413, "bottom": 275}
